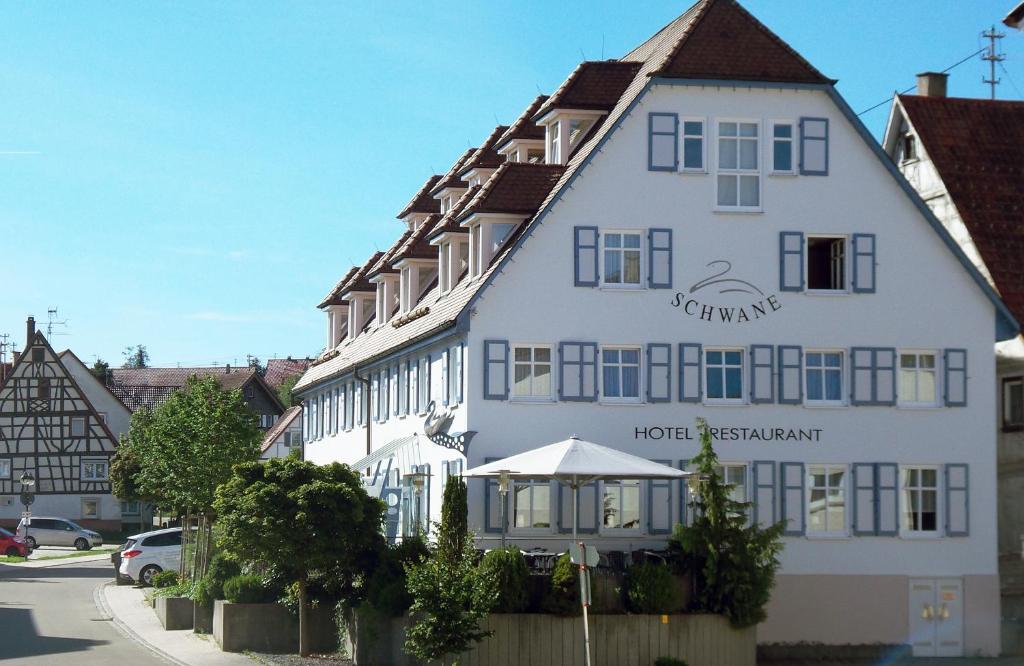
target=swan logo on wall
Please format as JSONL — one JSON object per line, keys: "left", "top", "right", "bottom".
{"left": 671, "top": 260, "right": 782, "bottom": 324}
{"left": 422, "top": 400, "right": 476, "bottom": 455}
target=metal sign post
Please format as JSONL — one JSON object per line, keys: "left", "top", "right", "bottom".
{"left": 569, "top": 541, "right": 599, "bottom": 666}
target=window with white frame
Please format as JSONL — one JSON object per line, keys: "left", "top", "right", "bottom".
{"left": 899, "top": 352, "right": 937, "bottom": 406}
{"left": 1004, "top": 377, "right": 1024, "bottom": 430}
{"left": 568, "top": 118, "right": 594, "bottom": 151}
{"left": 807, "top": 465, "right": 846, "bottom": 535}
{"left": 705, "top": 349, "right": 743, "bottom": 402}
{"left": 512, "top": 345, "right": 552, "bottom": 400}
{"left": 284, "top": 431, "right": 301, "bottom": 447}
{"left": 121, "top": 500, "right": 141, "bottom": 515}
{"left": 549, "top": 121, "right": 561, "bottom": 164}
{"left": 491, "top": 223, "right": 516, "bottom": 254}
{"left": 0, "top": 459, "right": 10, "bottom": 479}
{"left": 81, "top": 498, "right": 99, "bottom": 519}
{"left": 602, "top": 480, "right": 641, "bottom": 530}
{"left": 901, "top": 466, "right": 939, "bottom": 534}
{"left": 682, "top": 119, "right": 705, "bottom": 171}
{"left": 602, "top": 231, "right": 642, "bottom": 287}
{"left": 715, "top": 463, "right": 748, "bottom": 518}
{"left": 448, "top": 347, "right": 462, "bottom": 405}
{"left": 601, "top": 347, "right": 641, "bottom": 401}
{"left": 418, "top": 357, "right": 430, "bottom": 411}
{"left": 806, "top": 236, "right": 846, "bottom": 291}
{"left": 805, "top": 351, "right": 844, "bottom": 404}
{"left": 439, "top": 243, "right": 451, "bottom": 294}
{"left": 513, "top": 480, "right": 551, "bottom": 529}
{"left": 82, "top": 460, "right": 109, "bottom": 481}
{"left": 70, "top": 416, "right": 86, "bottom": 437}
{"left": 771, "top": 122, "right": 794, "bottom": 173}
{"left": 716, "top": 121, "right": 760, "bottom": 209}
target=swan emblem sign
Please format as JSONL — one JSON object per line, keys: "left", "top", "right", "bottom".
{"left": 671, "top": 260, "right": 781, "bottom": 324}
{"left": 422, "top": 401, "right": 476, "bottom": 455}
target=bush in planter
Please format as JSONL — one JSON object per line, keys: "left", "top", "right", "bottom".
{"left": 152, "top": 570, "right": 179, "bottom": 589}
{"left": 543, "top": 553, "right": 583, "bottom": 616}
{"left": 478, "top": 547, "right": 529, "bottom": 613}
{"left": 191, "top": 552, "right": 241, "bottom": 606}
{"left": 223, "top": 574, "right": 274, "bottom": 604}
{"left": 626, "top": 562, "right": 682, "bottom": 614}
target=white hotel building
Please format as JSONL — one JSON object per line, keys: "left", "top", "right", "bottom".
{"left": 295, "top": 0, "right": 1016, "bottom": 655}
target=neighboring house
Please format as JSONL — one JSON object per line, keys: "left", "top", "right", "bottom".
{"left": 0, "top": 318, "right": 120, "bottom": 531}
{"left": 264, "top": 357, "right": 312, "bottom": 392}
{"left": 108, "top": 365, "right": 286, "bottom": 429}
{"left": 260, "top": 405, "right": 303, "bottom": 460}
{"left": 295, "top": 0, "right": 1015, "bottom": 656}
{"left": 883, "top": 74, "right": 1024, "bottom": 653}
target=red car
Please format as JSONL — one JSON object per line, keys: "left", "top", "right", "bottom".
{"left": 0, "top": 526, "right": 29, "bottom": 557}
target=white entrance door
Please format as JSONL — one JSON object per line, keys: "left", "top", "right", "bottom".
{"left": 909, "top": 578, "right": 964, "bottom": 657}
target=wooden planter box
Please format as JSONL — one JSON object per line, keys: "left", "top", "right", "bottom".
{"left": 213, "top": 600, "right": 338, "bottom": 654}
{"left": 155, "top": 596, "right": 195, "bottom": 631}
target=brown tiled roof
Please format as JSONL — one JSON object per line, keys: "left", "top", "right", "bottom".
{"left": 898, "top": 94, "right": 1024, "bottom": 322}
{"left": 648, "top": 0, "right": 832, "bottom": 83}
{"left": 261, "top": 405, "right": 302, "bottom": 453}
{"left": 429, "top": 149, "right": 474, "bottom": 196}
{"left": 318, "top": 266, "right": 359, "bottom": 308}
{"left": 108, "top": 366, "right": 283, "bottom": 412}
{"left": 426, "top": 186, "right": 479, "bottom": 241}
{"left": 264, "top": 358, "right": 312, "bottom": 389}
{"left": 534, "top": 61, "right": 643, "bottom": 119}
{"left": 1006, "top": 1, "right": 1024, "bottom": 29}
{"left": 367, "top": 230, "right": 413, "bottom": 279}
{"left": 457, "top": 125, "right": 509, "bottom": 177}
{"left": 342, "top": 251, "right": 385, "bottom": 295}
{"left": 390, "top": 214, "right": 441, "bottom": 266}
{"left": 496, "top": 96, "right": 549, "bottom": 150}
{"left": 396, "top": 175, "right": 442, "bottom": 219}
{"left": 457, "top": 163, "right": 566, "bottom": 221}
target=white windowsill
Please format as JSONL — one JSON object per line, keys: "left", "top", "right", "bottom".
{"left": 900, "top": 531, "right": 941, "bottom": 540}
{"left": 804, "top": 532, "right": 850, "bottom": 540}
{"left": 712, "top": 207, "right": 763, "bottom": 215}
{"left": 679, "top": 168, "right": 707, "bottom": 175}
{"left": 805, "top": 289, "right": 851, "bottom": 296}
{"left": 509, "top": 397, "right": 557, "bottom": 404}
{"left": 897, "top": 403, "right": 942, "bottom": 410}
{"left": 600, "top": 285, "right": 646, "bottom": 291}
{"left": 702, "top": 400, "right": 747, "bottom": 407}
{"left": 802, "top": 402, "right": 847, "bottom": 410}
{"left": 598, "top": 400, "right": 644, "bottom": 406}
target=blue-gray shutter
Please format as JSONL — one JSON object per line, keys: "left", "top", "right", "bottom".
{"left": 945, "top": 463, "right": 969, "bottom": 536}
{"left": 557, "top": 482, "right": 599, "bottom": 534}
{"left": 424, "top": 354, "right": 432, "bottom": 406}
{"left": 852, "top": 463, "right": 877, "bottom": 535}
{"left": 441, "top": 348, "right": 450, "bottom": 406}
{"left": 483, "top": 457, "right": 502, "bottom": 534}
{"left": 455, "top": 344, "right": 464, "bottom": 404}
{"left": 403, "top": 360, "right": 411, "bottom": 415}
{"left": 944, "top": 349, "right": 967, "bottom": 407}
{"left": 647, "top": 112, "right": 678, "bottom": 172}
{"left": 798, "top": 117, "right": 829, "bottom": 175}
{"left": 851, "top": 234, "right": 877, "bottom": 293}
{"left": 750, "top": 345, "right": 775, "bottom": 404}
{"left": 876, "top": 463, "right": 898, "bottom": 536}
{"left": 646, "top": 343, "right": 672, "bottom": 403}
{"left": 410, "top": 361, "right": 419, "bottom": 414}
{"left": 393, "top": 365, "right": 400, "bottom": 417}
{"left": 678, "top": 343, "right": 702, "bottom": 403}
{"left": 422, "top": 463, "right": 432, "bottom": 535}
{"left": 851, "top": 348, "right": 896, "bottom": 406}
{"left": 647, "top": 228, "right": 673, "bottom": 289}
{"left": 574, "top": 226, "right": 599, "bottom": 287}
{"left": 752, "top": 461, "right": 776, "bottom": 528}
{"left": 558, "top": 341, "right": 598, "bottom": 402}
{"left": 779, "top": 462, "right": 805, "bottom": 536}
{"left": 876, "top": 349, "right": 897, "bottom": 405}
{"left": 441, "top": 460, "right": 450, "bottom": 492}
{"left": 371, "top": 374, "right": 380, "bottom": 422}
{"left": 483, "top": 340, "right": 510, "bottom": 400}
{"left": 779, "top": 232, "right": 805, "bottom": 291}
{"left": 646, "top": 459, "right": 673, "bottom": 534}
{"left": 678, "top": 460, "right": 691, "bottom": 527}
{"left": 452, "top": 459, "right": 464, "bottom": 477}
{"left": 777, "top": 345, "right": 803, "bottom": 404}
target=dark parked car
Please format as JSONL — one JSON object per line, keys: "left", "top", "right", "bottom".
{"left": 0, "top": 526, "right": 30, "bottom": 557}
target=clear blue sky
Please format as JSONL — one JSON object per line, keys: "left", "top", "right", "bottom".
{"left": 1, "top": 1, "right": 1021, "bottom": 368}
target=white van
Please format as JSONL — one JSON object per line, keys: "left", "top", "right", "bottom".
{"left": 16, "top": 516, "right": 103, "bottom": 550}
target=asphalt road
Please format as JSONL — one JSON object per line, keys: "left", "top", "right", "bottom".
{"left": 0, "top": 559, "right": 165, "bottom": 664}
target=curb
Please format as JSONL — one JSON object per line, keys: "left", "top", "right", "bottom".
{"left": 93, "top": 580, "right": 182, "bottom": 666}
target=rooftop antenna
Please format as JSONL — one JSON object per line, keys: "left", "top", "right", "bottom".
{"left": 982, "top": 25, "right": 1006, "bottom": 99}
{"left": 579, "top": 47, "right": 586, "bottom": 61}
{"left": 0, "top": 333, "right": 10, "bottom": 364}
{"left": 601, "top": 34, "right": 605, "bottom": 60}
{"left": 46, "top": 307, "right": 69, "bottom": 338}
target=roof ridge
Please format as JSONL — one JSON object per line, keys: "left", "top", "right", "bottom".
{"left": 648, "top": 0, "right": 714, "bottom": 76}
{"left": 429, "top": 148, "right": 475, "bottom": 195}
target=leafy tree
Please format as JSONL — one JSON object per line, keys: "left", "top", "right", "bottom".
{"left": 276, "top": 374, "right": 302, "bottom": 408}
{"left": 214, "top": 457, "right": 386, "bottom": 656}
{"left": 90, "top": 358, "right": 112, "bottom": 384}
{"left": 129, "top": 375, "right": 262, "bottom": 514}
{"left": 122, "top": 344, "right": 150, "bottom": 368}
{"left": 669, "top": 417, "right": 785, "bottom": 628}
{"left": 404, "top": 477, "right": 493, "bottom": 661}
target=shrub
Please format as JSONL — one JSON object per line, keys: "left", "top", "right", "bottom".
{"left": 200, "top": 552, "right": 241, "bottom": 603}
{"left": 191, "top": 579, "right": 212, "bottom": 607}
{"left": 223, "top": 574, "right": 272, "bottom": 604}
{"left": 655, "top": 658, "right": 688, "bottom": 666}
{"left": 626, "top": 562, "right": 682, "bottom": 614}
{"left": 478, "top": 547, "right": 529, "bottom": 613}
{"left": 152, "top": 570, "right": 179, "bottom": 589}
{"left": 543, "top": 553, "right": 582, "bottom": 616}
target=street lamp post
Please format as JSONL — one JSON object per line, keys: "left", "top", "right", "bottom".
{"left": 19, "top": 472, "right": 35, "bottom": 547}
{"left": 403, "top": 470, "right": 430, "bottom": 538}
{"left": 496, "top": 470, "right": 512, "bottom": 549}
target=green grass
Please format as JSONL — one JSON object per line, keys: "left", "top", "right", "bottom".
{"left": 0, "top": 545, "right": 117, "bottom": 564}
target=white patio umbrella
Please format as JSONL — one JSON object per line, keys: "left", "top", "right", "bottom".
{"left": 463, "top": 434, "right": 691, "bottom": 541}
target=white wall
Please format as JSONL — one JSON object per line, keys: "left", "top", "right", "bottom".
{"left": 60, "top": 352, "right": 132, "bottom": 442}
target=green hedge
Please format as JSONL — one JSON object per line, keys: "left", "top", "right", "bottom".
{"left": 478, "top": 547, "right": 529, "bottom": 613}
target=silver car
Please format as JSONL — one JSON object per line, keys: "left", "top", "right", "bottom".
{"left": 16, "top": 516, "right": 103, "bottom": 550}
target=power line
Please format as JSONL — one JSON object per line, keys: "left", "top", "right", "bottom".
{"left": 981, "top": 26, "right": 1006, "bottom": 100}
{"left": 856, "top": 47, "right": 987, "bottom": 116}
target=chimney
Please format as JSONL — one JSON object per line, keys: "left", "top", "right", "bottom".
{"left": 26, "top": 316, "right": 35, "bottom": 344}
{"left": 916, "top": 72, "right": 948, "bottom": 98}
{"left": 225, "top": 364, "right": 231, "bottom": 374}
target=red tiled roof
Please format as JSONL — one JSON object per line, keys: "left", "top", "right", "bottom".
{"left": 496, "top": 96, "right": 549, "bottom": 150}
{"left": 649, "top": 0, "right": 832, "bottom": 84}
{"left": 318, "top": 266, "right": 359, "bottom": 308}
{"left": 535, "top": 61, "right": 643, "bottom": 119}
{"left": 261, "top": 405, "right": 302, "bottom": 453}
{"left": 396, "top": 175, "right": 442, "bottom": 219}
{"left": 264, "top": 358, "right": 312, "bottom": 389}
{"left": 426, "top": 186, "right": 479, "bottom": 241}
{"left": 429, "top": 149, "right": 475, "bottom": 196}
{"left": 390, "top": 213, "right": 441, "bottom": 266}
{"left": 367, "top": 230, "right": 414, "bottom": 279}
{"left": 341, "top": 251, "right": 385, "bottom": 295}
{"left": 898, "top": 94, "right": 1024, "bottom": 322}
{"left": 458, "top": 125, "right": 509, "bottom": 177}
{"left": 108, "top": 366, "right": 282, "bottom": 412}
{"left": 457, "top": 163, "right": 566, "bottom": 221}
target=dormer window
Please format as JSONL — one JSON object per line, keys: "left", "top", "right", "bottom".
{"left": 527, "top": 148, "right": 544, "bottom": 163}
{"left": 400, "top": 266, "right": 413, "bottom": 313}
{"left": 548, "top": 122, "right": 560, "bottom": 164}
{"left": 568, "top": 118, "right": 594, "bottom": 150}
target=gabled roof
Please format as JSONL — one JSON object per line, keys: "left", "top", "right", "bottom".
{"left": 396, "top": 175, "right": 442, "bottom": 219}
{"left": 429, "top": 149, "right": 475, "bottom": 196}
{"left": 457, "top": 125, "right": 509, "bottom": 177}
{"left": 426, "top": 186, "right": 479, "bottom": 241}
{"left": 647, "top": 0, "right": 832, "bottom": 84}
{"left": 496, "top": 95, "right": 549, "bottom": 150}
{"left": 896, "top": 94, "right": 1024, "bottom": 323}
{"left": 318, "top": 266, "right": 359, "bottom": 308}
{"left": 264, "top": 358, "right": 312, "bottom": 389}
{"left": 367, "top": 229, "right": 414, "bottom": 279}
{"left": 341, "top": 251, "right": 385, "bottom": 295}
{"left": 534, "top": 61, "right": 643, "bottom": 119}
{"left": 261, "top": 405, "right": 302, "bottom": 453}
{"left": 456, "top": 163, "right": 566, "bottom": 221}
{"left": 1006, "top": 1, "right": 1024, "bottom": 29}
{"left": 58, "top": 349, "right": 132, "bottom": 412}
{"left": 390, "top": 213, "right": 441, "bottom": 266}
{"left": 109, "top": 366, "right": 285, "bottom": 413}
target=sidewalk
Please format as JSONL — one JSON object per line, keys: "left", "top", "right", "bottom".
{"left": 97, "top": 580, "right": 253, "bottom": 666}
{"left": 1, "top": 550, "right": 114, "bottom": 568}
